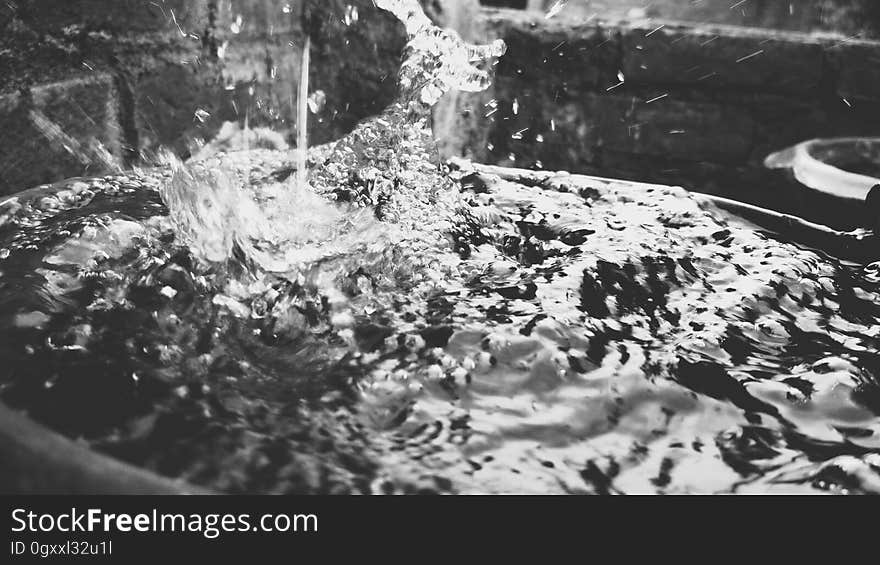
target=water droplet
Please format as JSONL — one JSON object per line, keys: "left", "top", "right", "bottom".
{"left": 344, "top": 5, "right": 359, "bottom": 26}
{"left": 230, "top": 15, "right": 243, "bottom": 34}
{"left": 308, "top": 90, "right": 327, "bottom": 114}
{"left": 194, "top": 109, "right": 211, "bottom": 123}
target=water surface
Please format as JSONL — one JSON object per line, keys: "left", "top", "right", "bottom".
{"left": 2, "top": 148, "right": 879, "bottom": 494}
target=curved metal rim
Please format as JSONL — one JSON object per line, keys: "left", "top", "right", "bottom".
{"left": 1, "top": 173, "right": 209, "bottom": 494}
{"left": 765, "top": 138, "right": 880, "bottom": 201}
{"left": 0, "top": 400, "right": 208, "bottom": 494}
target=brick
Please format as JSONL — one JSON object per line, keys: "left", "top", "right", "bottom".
{"left": 0, "top": 20, "right": 88, "bottom": 94}
{"left": 621, "top": 23, "right": 826, "bottom": 95}
{"left": 588, "top": 94, "right": 756, "bottom": 164}
{"left": 487, "top": 85, "right": 755, "bottom": 168}
{"left": 456, "top": 6, "right": 880, "bottom": 221}
{"left": 133, "top": 63, "right": 226, "bottom": 156}
{"left": 9, "top": 0, "right": 209, "bottom": 36}
{"left": 0, "top": 0, "right": 420, "bottom": 185}
{"left": 0, "top": 73, "right": 122, "bottom": 195}
{"left": 220, "top": 35, "right": 301, "bottom": 131}
{"left": 746, "top": 92, "right": 880, "bottom": 164}
{"left": 485, "top": 10, "right": 622, "bottom": 93}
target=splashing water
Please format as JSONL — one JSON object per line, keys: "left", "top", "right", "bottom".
{"left": 160, "top": 0, "right": 506, "bottom": 285}
{"left": 309, "top": 0, "right": 505, "bottom": 220}
{"left": 2, "top": 1, "right": 880, "bottom": 494}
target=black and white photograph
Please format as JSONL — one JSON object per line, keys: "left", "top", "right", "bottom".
{"left": 3, "top": 0, "right": 880, "bottom": 520}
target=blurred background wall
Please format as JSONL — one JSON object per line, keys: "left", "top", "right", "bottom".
{"left": 2, "top": 0, "right": 880, "bottom": 204}
{"left": 458, "top": 0, "right": 880, "bottom": 217}
{"left": 0, "top": 0, "right": 409, "bottom": 195}
{"left": 482, "top": 0, "right": 880, "bottom": 37}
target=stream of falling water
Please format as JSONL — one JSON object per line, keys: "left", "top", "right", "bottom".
{"left": 1, "top": 0, "right": 880, "bottom": 494}
{"left": 296, "top": 34, "right": 311, "bottom": 196}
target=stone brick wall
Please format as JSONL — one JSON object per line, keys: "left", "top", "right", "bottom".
{"left": 0, "top": 0, "right": 409, "bottom": 195}
{"left": 459, "top": 8, "right": 880, "bottom": 223}
{"left": 0, "top": 0, "right": 222, "bottom": 194}
{"left": 4, "top": 0, "right": 880, "bottom": 226}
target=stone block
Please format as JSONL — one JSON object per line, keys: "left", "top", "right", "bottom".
{"left": 621, "top": 22, "right": 826, "bottom": 95}
{"left": 0, "top": 73, "right": 122, "bottom": 195}
{"left": 220, "top": 35, "right": 301, "bottom": 134}
{"left": 133, "top": 63, "right": 226, "bottom": 157}
{"left": 8, "top": 0, "right": 209, "bottom": 36}
{"left": 486, "top": 86, "right": 756, "bottom": 169}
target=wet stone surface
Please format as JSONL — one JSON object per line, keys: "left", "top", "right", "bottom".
{"left": 2, "top": 148, "right": 880, "bottom": 494}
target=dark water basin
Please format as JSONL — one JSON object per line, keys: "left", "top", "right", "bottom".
{"left": 2, "top": 151, "right": 880, "bottom": 494}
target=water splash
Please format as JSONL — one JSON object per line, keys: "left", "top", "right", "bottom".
{"left": 374, "top": 0, "right": 432, "bottom": 35}
{"left": 380, "top": 0, "right": 507, "bottom": 107}
{"left": 309, "top": 0, "right": 506, "bottom": 214}
{"left": 160, "top": 0, "right": 506, "bottom": 284}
